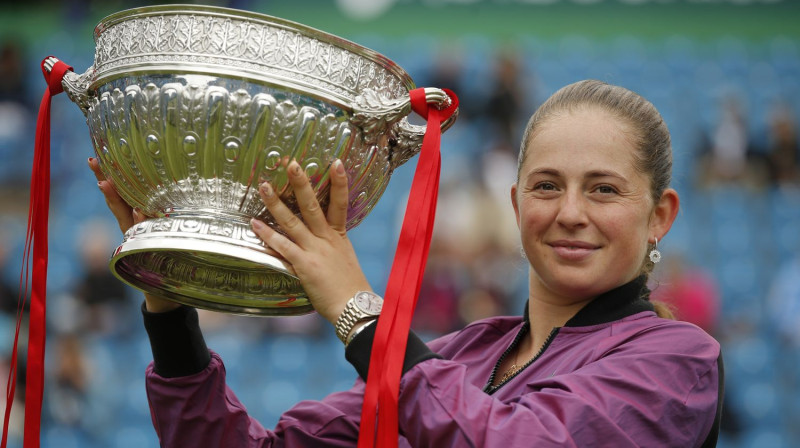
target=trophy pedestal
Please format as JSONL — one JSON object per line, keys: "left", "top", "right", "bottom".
{"left": 110, "top": 215, "right": 311, "bottom": 316}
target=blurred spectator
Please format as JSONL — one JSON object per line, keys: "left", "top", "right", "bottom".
{"left": 767, "top": 255, "right": 800, "bottom": 348}
{"left": 0, "top": 356, "right": 24, "bottom": 444}
{"left": 649, "top": 253, "right": 721, "bottom": 335}
{"left": 47, "top": 333, "right": 89, "bottom": 427}
{"left": 482, "top": 50, "right": 527, "bottom": 150}
{"left": 710, "top": 96, "right": 749, "bottom": 182}
{"left": 0, "top": 231, "right": 20, "bottom": 316}
{"left": 765, "top": 103, "right": 800, "bottom": 187}
{"left": 458, "top": 287, "right": 504, "bottom": 325}
{"left": 427, "top": 46, "right": 472, "bottom": 120}
{"left": 468, "top": 239, "right": 523, "bottom": 316}
{"left": 413, "top": 239, "right": 463, "bottom": 336}
{"left": 767, "top": 254, "right": 800, "bottom": 443}
{"left": 695, "top": 95, "right": 767, "bottom": 189}
{"left": 0, "top": 232, "right": 25, "bottom": 446}
{"left": 73, "top": 220, "right": 131, "bottom": 336}
{"left": 479, "top": 141, "right": 522, "bottom": 252}
{"left": 0, "top": 39, "right": 28, "bottom": 106}
{"left": 414, "top": 164, "right": 522, "bottom": 336}
{"left": 0, "top": 38, "right": 32, "bottom": 187}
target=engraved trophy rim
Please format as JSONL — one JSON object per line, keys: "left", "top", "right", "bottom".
{"left": 90, "top": 4, "right": 417, "bottom": 109}
{"left": 110, "top": 220, "right": 313, "bottom": 316}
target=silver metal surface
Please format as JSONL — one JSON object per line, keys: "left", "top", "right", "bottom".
{"left": 61, "top": 4, "right": 456, "bottom": 315}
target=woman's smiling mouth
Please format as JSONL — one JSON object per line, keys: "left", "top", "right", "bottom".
{"left": 548, "top": 240, "right": 600, "bottom": 261}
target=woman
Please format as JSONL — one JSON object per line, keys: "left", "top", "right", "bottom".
{"left": 90, "top": 80, "right": 723, "bottom": 447}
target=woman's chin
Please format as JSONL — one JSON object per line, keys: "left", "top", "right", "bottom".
{"left": 535, "top": 269, "right": 610, "bottom": 301}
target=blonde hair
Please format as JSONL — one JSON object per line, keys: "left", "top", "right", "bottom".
{"left": 519, "top": 80, "right": 675, "bottom": 319}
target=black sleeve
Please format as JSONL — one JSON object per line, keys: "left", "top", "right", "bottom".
{"left": 141, "top": 302, "right": 211, "bottom": 378}
{"left": 344, "top": 322, "right": 442, "bottom": 381}
{"left": 701, "top": 352, "right": 725, "bottom": 448}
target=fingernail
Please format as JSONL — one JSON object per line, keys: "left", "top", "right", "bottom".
{"left": 250, "top": 218, "right": 265, "bottom": 230}
{"left": 334, "top": 159, "right": 345, "bottom": 175}
{"left": 290, "top": 161, "right": 301, "bottom": 175}
{"left": 259, "top": 182, "right": 273, "bottom": 197}
{"left": 97, "top": 181, "right": 103, "bottom": 190}
{"left": 87, "top": 157, "right": 94, "bottom": 167}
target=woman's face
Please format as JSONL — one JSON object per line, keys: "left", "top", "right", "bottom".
{"left": 511, "top": 106, "right": 676, "bottom": 303}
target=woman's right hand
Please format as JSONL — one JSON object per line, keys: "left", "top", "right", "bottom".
{"left": 88, "top": 157, "right": 180, "bottom": 313}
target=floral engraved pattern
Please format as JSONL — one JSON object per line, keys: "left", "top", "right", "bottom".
{"left": 93, "top": 11, "right": 410, "bottom": 102}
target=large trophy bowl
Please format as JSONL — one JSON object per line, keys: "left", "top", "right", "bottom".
{"left": 56, "top": 5, "right": 457, "bottom": 316}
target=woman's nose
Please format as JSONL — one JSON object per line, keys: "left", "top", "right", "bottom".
{"left": 555, "top": 190, "right": 589, "bottom": 229}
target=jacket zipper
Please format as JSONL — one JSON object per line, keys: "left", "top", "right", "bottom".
{"left": 483, "top": 326, "right": 560, "bottom": 395}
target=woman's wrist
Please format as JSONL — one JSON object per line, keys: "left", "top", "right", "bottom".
{"left": 144, "top": 293, "right": 181, "bottom": 313}
{"left": 345, "top": 318, "right": 377, "bottom": 346}
{"left": 140, "top": 301, "right": 210, "bottom": 377}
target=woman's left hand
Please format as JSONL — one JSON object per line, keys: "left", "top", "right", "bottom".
{"left": 250, "top": 159, "right": 372, "bottom": 325}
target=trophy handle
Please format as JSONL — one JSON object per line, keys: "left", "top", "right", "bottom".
{"left": 351, "top": 87, "right": 458, "bottom": 171}
{"left": 43, "top": 56, "right": 93, "bottom": 116}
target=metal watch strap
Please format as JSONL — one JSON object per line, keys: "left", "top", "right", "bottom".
{"left": 335, "top": 300, "right": 361, "bottom": 343}
{"left": 335, "top": 292, "right": 382, "bottom": 344}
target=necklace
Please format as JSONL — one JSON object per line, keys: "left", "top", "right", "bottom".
{"left": 499, "top": 351, "right": 524, "bottom": 383}
{"left": 485, "top": 322, "right": 530, "bottom": 391}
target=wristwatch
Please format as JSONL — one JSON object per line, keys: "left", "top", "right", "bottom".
{"left": 335, "top": 291, "right": 383, "bottom": 344}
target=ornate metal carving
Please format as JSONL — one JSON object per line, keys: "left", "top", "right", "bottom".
{"left": 351, "top": 89, "right": 412, "bottom": 137}
{"left": 61, "top": 68, "right": 93, "bottom": 113}
{"left": 56, "top": 5, "right": 457, "bottom": 315}
{"left": 91, "top": 8, "right": 409, "bottom": 104}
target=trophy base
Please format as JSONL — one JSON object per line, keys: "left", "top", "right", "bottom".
{"left": 109, "top": 216, "right": 312, "bottom": 316}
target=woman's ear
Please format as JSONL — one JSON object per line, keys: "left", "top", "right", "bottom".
{"left": 649, "top": 188, "right": 680, "bottom": 241}
{"left": 511, "top": 183, "right": 520, "bottom": 229}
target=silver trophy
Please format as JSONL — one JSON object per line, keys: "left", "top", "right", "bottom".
{"left": 53, "top": 5, "right": 457, "bottom": 316}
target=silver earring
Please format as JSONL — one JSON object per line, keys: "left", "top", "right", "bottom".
{"left": 649, "top": 237, "right": 661, "bottom": 264}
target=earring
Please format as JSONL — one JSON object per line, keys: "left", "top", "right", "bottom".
{"left": 649, "top": 237, "right": 661, "bottom": 264}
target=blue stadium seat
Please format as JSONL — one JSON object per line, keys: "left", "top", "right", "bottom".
{"left": 739, "top": 428, "right": 790, "bottom": 448}
{"left": 108, "top": 425, "right": 158, "bottom": 448}
{"left": 259, "top": 380, "right": 301, "bottom": 427}
{"left": 42, "top": 425, "right": 92, "bottom": 448}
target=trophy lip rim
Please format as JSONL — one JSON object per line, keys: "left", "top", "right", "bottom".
{"left": 93, "top": 3, "right": 416, "bottom": 94}
{"left": 87, "top": 65, "right": 361, "bottom": 110}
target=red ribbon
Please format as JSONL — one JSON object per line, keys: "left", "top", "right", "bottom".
{"left": 357, "top": 88, "right": 458, "bottom": 447}
{"left": 1, "top": 57, "right": 72, "bottom": 448}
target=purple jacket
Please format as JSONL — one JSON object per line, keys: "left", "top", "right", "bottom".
{"left": 144, "top": 278, "right": 722, "bottom": 447}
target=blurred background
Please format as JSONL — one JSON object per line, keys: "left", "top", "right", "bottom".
{"left": 1, "top": 0, "right": 799, "bottom": 446}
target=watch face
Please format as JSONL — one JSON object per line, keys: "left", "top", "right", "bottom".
{"left": 355, "top": 292, "right": 383, "bottom": 314}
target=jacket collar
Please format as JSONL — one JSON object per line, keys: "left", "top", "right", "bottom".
{"left": 523, "top": 275, "right": 654, "bottom": 327}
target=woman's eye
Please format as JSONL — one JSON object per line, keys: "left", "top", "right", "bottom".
{"left": 595, "top": 185, "right": 618, "bottom": 194}
{"left": 534, "top": 182, "right": 557, "bottom": 191}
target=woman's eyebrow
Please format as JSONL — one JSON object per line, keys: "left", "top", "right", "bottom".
{"left": 585, "top": 170, "right": 626, "bottom": 181}
{"left": 526, "top": 168, "right": 561, "bottom": 177}
{"left": 526, "top": 169, "right": 626, "bottom": 180}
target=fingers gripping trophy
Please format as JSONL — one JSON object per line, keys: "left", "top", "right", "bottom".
{"left": 8, "top": 5, "right": 457, "bottom": 448}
